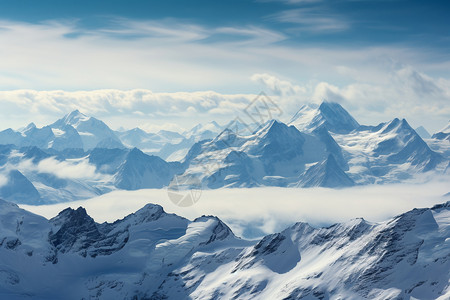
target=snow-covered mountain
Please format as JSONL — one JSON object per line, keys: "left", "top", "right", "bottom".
{"left": 115, "top": 122, "right": 222, "bottom": 161}
{"left": 0, "top": 110, "right": 124, "bottom": 151}
{"left": 432, "top": 121, "right": 450, "bottom": 141}
{"left": 0, "top": 122, "right": 84, "bottom": 151}
{"left": 114, "top": 148, "right": 182, "bottom": 190}
{"left": 51, "top": 110, "right": 124, "bottom": 150}
{"left": 0, "top": 146, "right": 181, "bottom": 204}
{"left": 116, "top": 128, "right": 184, "bottom": 155}
{"left": 289, "top": 101, "right": 360, "bottom": 133}
{"left": 333, "top": 118, "right": 445, "bottom": 184}
{"left": 0, "top": 199, "right": 448, "bottom": 299}
{"left": 415, "top": 125, "right": 431, "bottom": 139}
{"left": 0, "top": 102, "right": 448, "bottom": 204}
{"left": 177, "top": 119, "right": 348, "bottom": 188}
{"left": 184, "top": 121, "right": 223, "bottom": 141}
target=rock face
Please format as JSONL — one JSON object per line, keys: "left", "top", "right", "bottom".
{"left": 0, "top": 199, "right": 448, "bottom": 300}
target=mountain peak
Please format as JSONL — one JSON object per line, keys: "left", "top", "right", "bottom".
{"left": 299, "top": 154, "right": 355, "bottom": 188}
{"left": 289, "top": 101, "right": 359, "bottom": 134}
{"left": 64, "top": 110, "right": 89, "bottom": 125}
{"left": 415, "top": 126, "right": 431, "bottom": 139}
{"left": 22, "top": 122, "right": 37, "bottom": 133}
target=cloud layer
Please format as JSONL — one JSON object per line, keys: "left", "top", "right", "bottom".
{"left": 0, "top": 18, "right": 448, "bottom": 132}
{"left": 21, "top": 180, "right": 450, "bottom": 239}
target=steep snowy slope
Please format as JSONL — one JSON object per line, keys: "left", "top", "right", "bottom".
{"left": 177, "top": 120, "right": 344, "bottom": 188}
{"left": 333, "top": 118, "right": 446, "bottom": 184}
{"left": 114, "top": 148, "right": 182, "bottom": 190}
{"left": 0, "top": 200, "right": 448, "bottom": 299}
{"left": 299, "top": 154, "right": 355, "bottom": 188}
{"left": 432, "top": 121, "right": 450, "bottom": 141}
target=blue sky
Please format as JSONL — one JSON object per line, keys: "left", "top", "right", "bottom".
{"left": 0, "top": 0, "right": 449, "bottom": 132}
{"left": 1, "top": 0, "right": 448, "bottom": 48}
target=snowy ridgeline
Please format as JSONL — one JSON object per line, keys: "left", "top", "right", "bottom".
{"left": 0, "top": 101, "right": 449, "bottom": 205}
{"left": 0, "top": 199, "right": 449, "bottom": 299}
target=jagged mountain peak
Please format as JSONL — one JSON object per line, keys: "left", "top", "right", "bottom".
{"left": 432, "top": 120, "right": 450, "bottom": 141}
{"left": 50, "top": 206, "right": 93, "bottom": 227}
{"left": 299, "top": 154, "right": 355, "bottom": 188}
{"left": 289, "top": 100, "right": 359, "bottom": 133}
{"left": 256, "top": 119, "right": 295, "bottom": 138}
{"left": 415, "top": 126, "right": 431, "bottom": 139}
{"left": 127, "top": 147, "right": 146, "bottom": 158}
{"left": 22, "top": 122, "right": 37, "bottom": 132}
{"left": 59, "top": 109, "right": 90, "bottom": 128}
{"left": 192, "top": 215, "right": 236, "bottom": 244}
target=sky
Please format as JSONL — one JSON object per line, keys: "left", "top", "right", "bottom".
{"left": 0, "top": 0, "right": 449, "bottom": 132}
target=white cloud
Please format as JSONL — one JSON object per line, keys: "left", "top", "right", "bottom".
{"left": 0, "top": 173, "right": 8, "bottom": 187}
{"left": 0, "top": 18, "right": 448, "bottom": 132}
{"left": 271, "top": 8, "right": 349, "bottom": 32}
{"left": 36, "top": 158, "right": 98, "bottom": 180}
{"left": 20, "top": 180, "right": 450, "bottom": 239}
{"left": 11, "top": 157, "right": 102, "bottom": 180}
{"left": 251, "top": 73, "right": 306, "bottom": 96}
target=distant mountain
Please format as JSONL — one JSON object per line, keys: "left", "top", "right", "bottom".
{"left": 51, "top": 110, "right": 124, "bottom": 150}
{"left": 415, "top": 126, "right": 431, "bottom": 139}
{"left": 299, "top": 154, "right": 355, "bottom": 188}
{"left": 116, "top": 127, "right": 186, "bottom": 159}
{"left": 432, "top": 121, "right": 450, "bottom": 141}
{"left": 0, "top": 102, "right": 448, "bottom": 204}
{"left": 178, "top": 119, "right": 348, "bottom": 188}
{"left": 0, "top": 110, "right": 123, "bottom": 151}
{"left": 0, "top": 122, "right": 84, "bottom": 151}
{"left": 114, "top": 148, "right": 181, "bottom": 190}
{"left": 183, "top": 121, "right": 223, "bottom": 141}
{"left": 0, "top": 199, "right": 448, "bottom": 299}
{"left": 0, "top": 169, "right": 41, "bottom": 204}
{"left": 332, "top": 118, "right": 445, "bottom": 184}
{"left": 289, "top": 101, "right": 360, "bottom": 133}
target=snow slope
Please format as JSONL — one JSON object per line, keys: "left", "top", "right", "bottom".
{"left": 0, "top": 199, "right": 448, "bottom": 299}
{"left": 289, "top": 101, "right": 360, "bottom": 134}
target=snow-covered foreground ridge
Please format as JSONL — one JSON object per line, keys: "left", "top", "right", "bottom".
{"left": 1, "top": 198, "right": 449, "bottom": 299}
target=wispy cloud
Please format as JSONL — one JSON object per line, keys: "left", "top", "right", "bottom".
{"left": 271, "top": 7, "right": 350, "bottom": 32}
{"left": 0, "top": 18, "right": 448, "bottom": 131}
{"left": 9, "top": 156, "right": 103, "bottom": 180}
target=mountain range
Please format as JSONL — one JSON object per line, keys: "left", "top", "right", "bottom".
{"left": 0, "top": 198, "right": 448, "bottom": 299}
{"left": 0, "top": 102, "right": 448, "bottom": 204}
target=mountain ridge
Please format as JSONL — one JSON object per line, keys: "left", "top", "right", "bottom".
{"left": 0, "top": 198, "right": 448, "bottom": 299}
